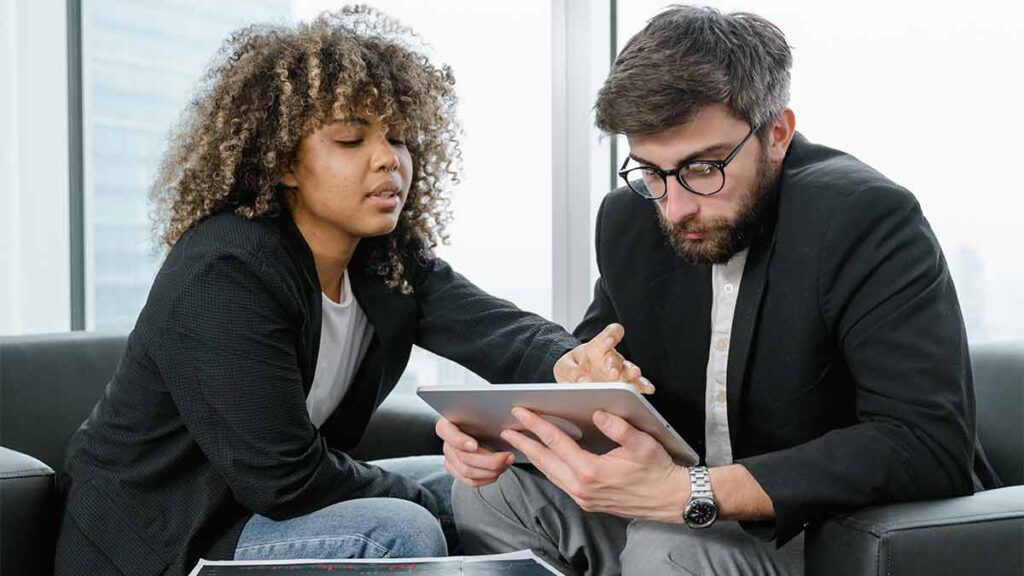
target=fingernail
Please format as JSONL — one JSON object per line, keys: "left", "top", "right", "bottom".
{"left": 511, "top": 407, "right": 526, "bottom": 421}
{"left": 465, "top": 440, "right": 477, "bottom": 451}
{"left": 604, "top": 337, "right": 616, "bottom": 347}
{"left": 594, "top": 410, "right": 609, "bottom": 425}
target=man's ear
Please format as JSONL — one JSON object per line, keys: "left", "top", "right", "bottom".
{"left": 766, "top": 108, "right": 796, "bottom": 163}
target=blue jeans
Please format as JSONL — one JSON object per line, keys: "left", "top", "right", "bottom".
{"left": 234, "top": 455, "right": 454, "bottom": 561}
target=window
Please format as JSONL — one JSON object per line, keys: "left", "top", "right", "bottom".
{"left": 9, "top": 2, "right": 1014, "bottom": 347}
{"left": 81, "top": 0, "right": 292, "bottom": 331}
{"left": 613, "top": 1, "right": 1024, "bottom": 343}
{"left": 77, "top": 0, "right": 556, "bottom": 390}
{"left": 0, "top": 0, "right": 73, "bottom": 336}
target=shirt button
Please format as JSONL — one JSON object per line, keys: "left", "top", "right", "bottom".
{"left": 715, "top": 339, "right": 728, "bottom": 352}
{"left": 723, "top": 283, "right": 734, "bottom": 293}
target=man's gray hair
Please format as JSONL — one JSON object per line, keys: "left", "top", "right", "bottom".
{"left": 595, "top": 5, "right": 792, "bottom": 137}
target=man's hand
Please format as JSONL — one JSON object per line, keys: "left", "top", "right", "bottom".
{"left": 501, "top": 406, "right": 689, "bottom": 523}
{"left": 554, "top": 323, "right": 655, "bottom": 394}
{"left": 436, "top": 417, "right": 514, "bottom": 488}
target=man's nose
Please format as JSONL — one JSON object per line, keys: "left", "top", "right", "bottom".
{"left": 660, "top": 178, "right": 700, "bottom": 224}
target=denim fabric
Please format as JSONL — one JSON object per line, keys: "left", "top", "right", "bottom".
{"left": 234, "top": 455, "right": 452, "bottom": 560}
{"left": 374, "top": 455, "right": 458, "bottom": 552}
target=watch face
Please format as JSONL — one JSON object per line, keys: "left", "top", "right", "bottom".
{"left": 684, "top": 497, "right": 718, "bottom": 529}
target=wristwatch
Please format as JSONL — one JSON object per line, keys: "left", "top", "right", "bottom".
{"left": 682, "top": 466, "right": 718, "bottom": 529}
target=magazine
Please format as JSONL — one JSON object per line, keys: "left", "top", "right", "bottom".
{"left": 187, "top": 550, "right": 562, "bottom": 575}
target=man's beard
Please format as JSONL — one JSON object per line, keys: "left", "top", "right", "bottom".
{"left": 658, "top": 151, "right": 778, "bottom": 265}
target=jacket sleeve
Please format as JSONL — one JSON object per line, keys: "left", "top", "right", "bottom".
{"left": 411, "top": 255, "right": 578, "bottom": 383}
{"left": 738, "top": 185, "right": 975, "bottom": 545}
{"left": 151, "top": 252, "right": 437, "bottom": 520}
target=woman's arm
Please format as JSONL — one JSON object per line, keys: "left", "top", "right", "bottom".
{"left": 412, "top": 255, "right": 579, "bottom": 383}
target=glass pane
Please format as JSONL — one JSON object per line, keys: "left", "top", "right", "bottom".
{"left": 82, "top": 0, "right": 553, "bottom": 391}
{"left": 82, "top": 0, "right": 292, "bottom": 332}
{"left": 612, "top": 1, "right": 1024, "bottom": 343}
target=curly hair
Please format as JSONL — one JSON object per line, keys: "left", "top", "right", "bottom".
{"left": 151, "top": 5, "right": 460, "bottom": 293}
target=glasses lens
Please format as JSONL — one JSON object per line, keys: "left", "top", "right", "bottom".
{"left": 623, "top": 167, "right": 664, "bottom": 199}
{"left": 679, "top": 162, "right": 725, "bottom": 195}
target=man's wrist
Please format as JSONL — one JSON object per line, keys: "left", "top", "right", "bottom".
{"left": 658, "top": 465, "right": 691, "bottom": 524}
{"left": 707, "top": 464, "right": 775, "bottom": 522}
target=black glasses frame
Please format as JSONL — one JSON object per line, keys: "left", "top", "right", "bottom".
{"left": 618, "top": 124, "right": 760, "bottom": 199}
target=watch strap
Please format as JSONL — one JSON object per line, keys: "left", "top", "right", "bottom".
{"left": 689, "top": 465, "right": 713, "bottom": 499}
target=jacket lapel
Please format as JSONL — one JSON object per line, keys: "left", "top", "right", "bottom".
{"left": 273, "top": 213, "right": 322, "bottom": 397}
{"left": 725, "top": 228, "right": 776, "bottom": 447}
{"left": 347, "top": 241, "right": 416, "bottom": 407}
{"left": 725, "top": 177, "right": 782, "bottom": 447}
{"left": 648, "top": 246, "right": 712, "bottom": 447}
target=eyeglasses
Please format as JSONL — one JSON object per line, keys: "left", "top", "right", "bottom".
{"left": 618, "top": 124, "right": 760, "bottom": 199}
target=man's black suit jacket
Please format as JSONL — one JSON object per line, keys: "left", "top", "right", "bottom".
{"left": 55, "top": 211, "right": 577, "bottom": 575}
{"left": 575, "top": 133, "right": 996, "bottom": 545}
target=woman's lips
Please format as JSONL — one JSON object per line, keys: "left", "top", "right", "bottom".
{"left": 366, "top": 183, "right": 402, "bottom": 210}
{"left": 366, "top": 192, "right": 400, "bottom": 210}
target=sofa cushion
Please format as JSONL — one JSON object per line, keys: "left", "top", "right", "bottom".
{"left": 0, "top": 447, "right": 55, "bottom": 576}
{"left": 0, "top": 332, "right": 127, "bottom": 474}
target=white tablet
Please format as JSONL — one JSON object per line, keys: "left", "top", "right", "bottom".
{"left": 416, "top": 383, "right": 699, "bottom": 466}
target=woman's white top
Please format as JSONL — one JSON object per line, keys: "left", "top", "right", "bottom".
{"left": 305, "top": 270, "right": 374, "bottom": 428}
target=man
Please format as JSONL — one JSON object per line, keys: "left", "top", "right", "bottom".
{"left": 439, "top": 5, "right": 999, "bottom": 575}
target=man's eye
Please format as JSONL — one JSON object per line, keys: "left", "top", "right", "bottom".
{"left": 336, "top": 140, "right": 363, "bottom": 147}
{"left": 389, "top": 138, "right": 407, "bottom": 147}
{"left": 683, "top": 163, "right": 715, "bottom": 177}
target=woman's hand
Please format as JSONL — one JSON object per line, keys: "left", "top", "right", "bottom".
{"left": 554, "top": 323, "right": 654, "bottom": 394}
{"left": 436, "top": 418, "right": 515, "bottom": 488}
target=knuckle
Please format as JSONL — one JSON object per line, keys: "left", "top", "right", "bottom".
{"left": 566, "top": 482, "right": 584, "bottom": 501}
{"left": 577, "top": 464, "right": 598, "bottom": 484}
{"left": 608, "top": 419, "right": 629, "bottom": 437}
{"left": 444, "top": 460, "right": 460, "bottom": 479}
{"left": 455, "top": 460, "right": 474, "bottom": 479}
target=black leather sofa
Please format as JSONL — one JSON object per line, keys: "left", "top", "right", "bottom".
{"left": 1, "top": 332, "right": 1021, "bottom": 575}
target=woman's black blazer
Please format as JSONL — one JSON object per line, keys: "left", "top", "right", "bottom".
{"left": 54, "top": 211, "right": 577, "bottom": 575}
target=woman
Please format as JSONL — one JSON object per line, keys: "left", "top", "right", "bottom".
{"left": 54, "top": 7, "right": 641, "bottom": 575}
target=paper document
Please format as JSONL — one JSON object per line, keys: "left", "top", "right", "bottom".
{"left": 187, "top": 549, "right": 562, "bottom": 575}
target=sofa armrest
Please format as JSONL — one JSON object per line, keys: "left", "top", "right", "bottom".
{"left": 349, "top": 394, "right": 443, "bottom": 461}
{"left": 806, "top": 486, "right": 1024, "bottom": 576}
{"left": 1, "top": 446, "right": 56, "bottom": 576}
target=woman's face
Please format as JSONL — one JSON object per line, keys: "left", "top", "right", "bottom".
{"left": 282, "top": 117, "right": 413, "bottom": 241}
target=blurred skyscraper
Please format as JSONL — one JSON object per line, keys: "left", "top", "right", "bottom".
{"left": 82, "top": 0, "right": 290, "bottom": 330}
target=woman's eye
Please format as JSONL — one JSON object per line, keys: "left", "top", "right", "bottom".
{"left": 389, "top": 138, "right": 407, "bottom": 147}
{"left": 336, "top": 140, "right": 363, "bottom": 147}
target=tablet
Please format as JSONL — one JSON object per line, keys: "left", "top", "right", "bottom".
{"left": 416, "top": 383, "right": 698, "bottom": 466}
